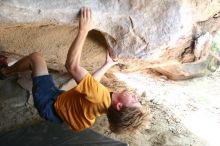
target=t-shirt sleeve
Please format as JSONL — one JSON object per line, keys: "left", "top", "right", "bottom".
{"left": 74, "top": 73, "right": 110, "bottom": 103}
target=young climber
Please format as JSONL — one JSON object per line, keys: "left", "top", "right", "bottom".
{"left": 0, "top": 7, "right": 150, "bottom": 133}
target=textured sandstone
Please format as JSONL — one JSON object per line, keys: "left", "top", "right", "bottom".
{"left": 0, "top": 0, "right": 220, "bottom": 79}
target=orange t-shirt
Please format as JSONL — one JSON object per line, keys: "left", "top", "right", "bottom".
{"left": 54, "top": 74, "right": 111, "bottom": 132}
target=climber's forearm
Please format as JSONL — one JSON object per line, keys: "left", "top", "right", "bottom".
{"left": 92, "top": 62, "right": 115, "bottom": 82}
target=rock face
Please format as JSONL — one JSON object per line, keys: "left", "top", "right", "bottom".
{"left": 0, "top": 0, "right": 220, "bottom": 79}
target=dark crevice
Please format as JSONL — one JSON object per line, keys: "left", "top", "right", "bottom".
{"left": 87, "top": 30, "right": 108, "bottom": 49}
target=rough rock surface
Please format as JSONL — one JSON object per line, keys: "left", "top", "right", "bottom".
{"left": 0, "top": 0, "right": 219, "bottom": 68}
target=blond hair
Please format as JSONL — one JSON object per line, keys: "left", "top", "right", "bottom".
{"left": 107, "top": 105, "right": 151, "bottom": 134}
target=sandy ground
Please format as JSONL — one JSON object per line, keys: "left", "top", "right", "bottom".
{"left": 0, "top": 67, "right": 220, "bottom": 146}
{"left": 92, "top": 68, "right": 220, "bottom": 146}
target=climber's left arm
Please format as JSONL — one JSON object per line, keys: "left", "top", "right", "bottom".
{"left": 92, "top": 50, "right": 118, "bottom": 82}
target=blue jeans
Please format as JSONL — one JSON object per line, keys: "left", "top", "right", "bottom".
{"left": 32, "top": 75, "right": 63, "bottom": 123}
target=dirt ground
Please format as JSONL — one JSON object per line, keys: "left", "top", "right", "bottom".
{"left": 91, "top": 68, "right": 220, "bottom": 146}
{"left": 1, "top": 67, "right": 220, "bottom": 146}
{"left": 91, "top": 31, "right": 220, "bottom": 146}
